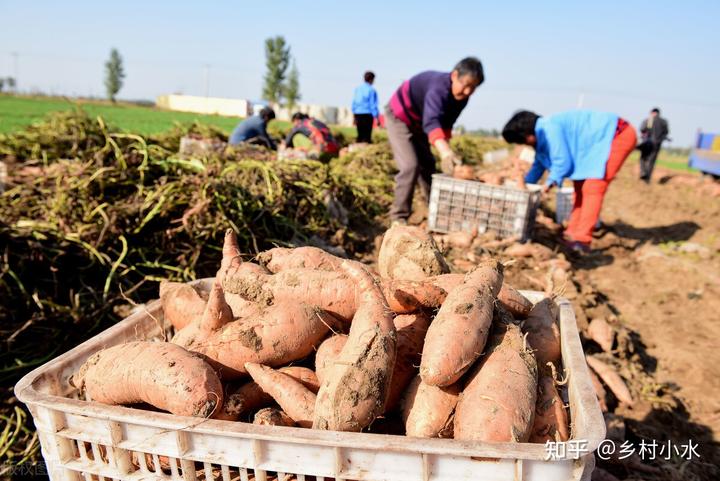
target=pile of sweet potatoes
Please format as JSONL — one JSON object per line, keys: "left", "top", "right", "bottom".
{"left": 71, "top": 225, "right": 570, "bottom": 444}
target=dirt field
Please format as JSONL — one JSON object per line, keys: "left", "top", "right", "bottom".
{"left": 581, "top": 166, "right": 720, "bottom": 478}
{"left": 407, "top": 161, "right": 720, "bottom": 480}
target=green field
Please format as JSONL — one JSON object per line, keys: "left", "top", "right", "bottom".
{"left": 0, "top": 94, "right": 357, "bottom": 138}
{"left": 0, "top": 95, "right": 695, "bottom": 172}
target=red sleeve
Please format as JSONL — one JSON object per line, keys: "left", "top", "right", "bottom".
{"left": 428, "top": 127, "right": 452, "bottom": 144}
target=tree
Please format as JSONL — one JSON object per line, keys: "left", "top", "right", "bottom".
{"left": 284, "top": 61, "right": 301, "bottom": 111}
{"left": 6, "top": 77, "right": 15, "bottom": 91}
{"left": 0, "top": 79, "right": 4, "bottom": 93}
{"left": 262, "top": 36, "right": 291, "bottom": 104}
{"left": 104, "top": 48, "right": 125, "bottom": 102}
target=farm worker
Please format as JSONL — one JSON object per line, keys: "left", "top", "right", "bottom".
{"left": 502, "top": 110, "right": 637, "bottom": 253}
{"left": 386, "top": 57, "right": 485, "bottom": 224}
{"left": 637, "top": 107, "right": 670, "bottom": 183}
{"left": 352, "top": 71, "right": 380, "bottom": 143}
{"left": 284, "top": 113, "right": 340, "bottom": 157}
{"left": 229, "top": 107, "right": 277, "bottom": 150}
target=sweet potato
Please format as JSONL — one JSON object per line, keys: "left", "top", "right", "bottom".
{"left": 71, "top": 341, "right": 223, "bottom": 418}
{"left": 529, "top": 375, "right": 569, "bottom": 443}
{"left": 218, "top": 229, "right": 267, "bottom": 319}
{"left": 315, "top": 334, "right": 348, "bottom": 385}
{"left": 245, "top": 362, "right": 316, "bottom": 428}
{"left": 401, "top": 375, "right": 459, "bottom": 438}
{"left": 386, "top": 312, "right": 431, "bottom": 411}
{"left": 589, "top": 368, "right": 608, "bottom": 412}
{"left": 505, "top": 242, "right": 554, "bottom": 261}
{"left": 381, "top": 279, "right": 448, "bottom": 314}
{"left": 217, "top": 366, "right": 319, "bottom": 421}
{"left": 497, "top": 283, "right": 532, "bottom": 318}
{"left": 173, "top": 301, "right": 333, "bottom": 379}
{"left": 587, "top": 317, "right": 615, "bottom": 352}
{"left": 223, "top": 267, "right": 357, "bottom": 322}
{"left": 257, "top": 246, "right": 342, "bottom": 273}
{"left": 314, "top": 261, "right": 397, "bottom": 432}
{"left": 253, "top": 407, "right": 295, "bottom": 427}
{"left": 453, "top": 165, "right": 476, "bottom": 180}
{"left": 586, "top": 356, "right": 634, "bottom": 406}
{"left": 159, "top": 281, "right": 207, "bottom": 331}
{"left": 420, "top": 260, "right": 504, "bottom": 386}
{"left": 377, "top": 224, "right": 450, "bottom": 280}
{"left": 523, "top": 298, "right": 561, "bottom": 367}
{"left": 454, "top": 324, "right": 538, "bottom": 442}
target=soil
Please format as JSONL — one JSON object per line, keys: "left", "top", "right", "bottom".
{"left": 414, "top": 164, "right": 720, "bottom": 480}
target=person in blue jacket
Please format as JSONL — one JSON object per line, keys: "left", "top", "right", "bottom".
{"left": 228, "top": 107, "right": 277, "bottom": 150}
{"left": 502, "top": 110, "right": 637, "bottom": 252}
{"left": 352, "top": 71, "right": 380, "bottom": 143}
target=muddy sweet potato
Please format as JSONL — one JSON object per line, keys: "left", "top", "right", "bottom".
{"left": 587, "top": 318, "right": 615, "bottom": 352}
{"left": 253, "top": 407, "right": 295, "bottom": 427}
{"left": 385, "top": 312, "right": 431, "bottom": 411}
{"left": 245, "top": 363, "right": 316, "bottom": 428}
{"left": 173, "top": 299, "right": 333, "bottom": 379}
{"left": 223, "top": 267, "right": 357, "bottom": 322}
{"left": 315, "top": 334, "right": 348, "bottom": 385}
{"left": 401, "top": 375, "right": 460, "bottom": 438}
{"left": 71, "top": 341, "right": 223, "bottom": 418}
{"left": 217, "top": 366, "right": 319, "bottom": 421}
{"left": 314, "top": 261, "right": 397, "bottom": 432}
{"left": 159, "top": 281, "right": 207, "bottom": 331}
{"left": 529, "top": 375, "right": 570, "bottom": 443}
{"left": 523, "top": 298, "right": 561, "bottom": 367}
{"left": 497, "top": 283, "right": 533, "bottom": 318}
{"left": 586, "top": 356, "right": 634, "bottom": 406}
{"left": 378, "top": 224, "right": 450, "bottom": 280}
{"left": 454, "top": 324, "right": 538, "bottom": 442}
{"left": 257, "top": 246, "right": 342, "bottom": 273}
{"left": 420, "top": 260, "right": 504, "bottom": 387}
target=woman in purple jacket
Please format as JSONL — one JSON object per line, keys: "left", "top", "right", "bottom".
{"left": 386, "top": 57, "right": 484, "bottom": 223}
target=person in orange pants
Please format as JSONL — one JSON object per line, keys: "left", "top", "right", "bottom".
{"left": 502, "top": 110, "right": 637, "bottom": 252}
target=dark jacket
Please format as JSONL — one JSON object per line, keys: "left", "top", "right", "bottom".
{"left": 640, "top": 116, "right": 669, "bottom": 144}
{"left": 229, "top": 115, "right": 276, "bottom": 149}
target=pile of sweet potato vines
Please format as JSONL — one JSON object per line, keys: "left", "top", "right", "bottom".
{"left": 0, "top": 110, "right": 505, "bottom": 471}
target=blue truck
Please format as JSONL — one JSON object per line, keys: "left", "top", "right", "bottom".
{"left": 689, "top": 131, "right": 720, "bottom": 177}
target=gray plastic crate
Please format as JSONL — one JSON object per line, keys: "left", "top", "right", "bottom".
{"left": 428, "top": 174, "right": 541, "bottom": 241}
{"left": 556, "top": 187, "right": 574, "bottom": 224}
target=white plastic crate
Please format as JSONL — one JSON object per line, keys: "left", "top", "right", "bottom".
{"left": 15, "top": 283, "right": 604, "bottom": 481}
{"left": 555, "top": 187, "right": 601, "bottom": 227}
{"left": 428, "top": 174, "right": 541, "bottom": 241}
{"left": 556, "top": 187, "right": 574, "bottom": 225}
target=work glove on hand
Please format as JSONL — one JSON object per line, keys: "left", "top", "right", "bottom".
{"left": 440, "top": 150, "right": 462, "bottom": 175}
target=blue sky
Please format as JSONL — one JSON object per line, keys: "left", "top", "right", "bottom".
{"left": 1, "top": 0, "right": 718, "bottom": 146}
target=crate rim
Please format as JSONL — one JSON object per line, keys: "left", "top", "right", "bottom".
{"left": 14, "top": 287, "right": 605, "bottom": 463}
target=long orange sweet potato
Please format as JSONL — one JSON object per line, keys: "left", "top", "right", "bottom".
{"left": 529, "top": 375, "right": 569, "bottom": 443}
{"left": 245, "top": 363, "right": 316, "bottom": 428}
{"left": 159, "top": 281, "right": 207, "bottom": 331}
{"left": 420, "top": 260, "right": 504, "bottom": 387}
{"left": 523, "top": 297, "right": 561, "bottom": 367}
{"left": 71, "top": 341, "right": 223, "bottom": 418}
{"left": 497, "top": 283, "right": 533, "bottom": 318}
{"left": 381, "top": 279, "right": 448, "bottom": 314}
{"left": 314, "top": 261, "right": 397, "bottom": 431}
{"left": 586, "top": 356, "right": 634, "bottom": 406}
{"left": 257, "top": 246, "right": 342, "bottom": 273}
{"left": 217, "top": 366, "right": 319, "bottom": 421}
{"left": 223, "top": 267, "right": 357, "bottom": 322}
{"left": 401, "top": 375, "right": 460, "bottom": 438}
{"left": 385, "top": 312, "right": 431, "bottom": 411}
{"left": 454, "top": 324, "right": 538, "bottom": 442}
{"left": 378, "top": 224, "right": 450, "bottom": 280}
{"left": 315, "top": 334, "right": 348, "bottom": 385}
{"left": 173, "top": 300, "right": 333, "bottom": 379}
